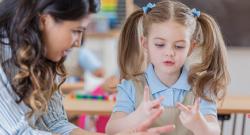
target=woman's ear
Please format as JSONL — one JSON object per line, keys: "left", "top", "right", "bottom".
{"left": 38, "top": 14, "right": 52, "bottom": 31}
{"left": 188, "top": 40, "right": 197, "bottom": 56}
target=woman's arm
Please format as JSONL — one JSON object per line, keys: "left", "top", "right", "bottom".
{"left": 0, "top": 78, "right": 52, "bottom": 135}
{"left": 37, "top": 91, "right": 78, "bottom": 135}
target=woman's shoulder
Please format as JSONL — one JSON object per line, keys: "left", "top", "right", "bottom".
{"left": 0, "top": 66, "right": 11, "bottom": 94}
{"left": 0, "top": 66, "right": 20, "bottom": 100}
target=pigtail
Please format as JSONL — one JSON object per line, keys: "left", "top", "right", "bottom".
{"left": 188, "top": 13, "right": 230, "bottom": 102}
{"left": 118, "top": 9, "right": 146, "bottom": 80}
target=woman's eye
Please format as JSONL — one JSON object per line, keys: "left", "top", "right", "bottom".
{"left": 73, "top": 30, "right": 83, "bottom": 34}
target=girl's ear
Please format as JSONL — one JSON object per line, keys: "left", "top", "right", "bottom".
{"left": 140, "top": 36, "right": 148, "bottom": 49}
{"left": 188, "top": 40, "right": 197, "bottom": 56}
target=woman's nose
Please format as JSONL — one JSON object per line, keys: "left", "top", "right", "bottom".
{"left": 73, "top": 35, "right": 82, "bottom": 47}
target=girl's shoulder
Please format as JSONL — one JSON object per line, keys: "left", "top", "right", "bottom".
{"left": 118, "top": 78, "right": 135, "bottom": 90}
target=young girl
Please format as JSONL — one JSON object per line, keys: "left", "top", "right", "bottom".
{"left": 106, "top": 0, "right": 230, "bottom": 135}
{"left": 0, "top": 0, "right": 174, "bottom": 134}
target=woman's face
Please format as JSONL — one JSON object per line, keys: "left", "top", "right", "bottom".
{"left": 39, "top": 14, "right": 90, "bottom": 62}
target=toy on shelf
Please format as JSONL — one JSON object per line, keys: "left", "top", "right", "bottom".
{"left": 73, "top": 94, "right": 116, "bottom": 101}
{"left": 69, "top": 85, "right": 116, "bottom": 101}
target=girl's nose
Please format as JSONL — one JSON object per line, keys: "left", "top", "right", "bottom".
{"left": 165, "top": 47, "right": 175, "bottom": 57}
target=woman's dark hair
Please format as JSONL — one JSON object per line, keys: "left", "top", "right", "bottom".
{"left": 0, "top": 0, "right": 100, "bottom": 118}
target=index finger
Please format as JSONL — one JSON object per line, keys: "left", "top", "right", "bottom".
{"left": 194, "top": 97, "right": 200, "bottom": 111}
{"left": 136, "top": 107, "right": 163, "bottom": 131}
{"left": 148, "top": 124, "right": 175, "bottom": 134}
{"left": 143, "top": 86, "right": 150, "bottom": 102}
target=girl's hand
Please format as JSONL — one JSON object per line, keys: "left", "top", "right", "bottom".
{"left": 176, "top": 97, "right": 204, "bottom": 131}
{"left": 134, "top": 106, "right": 175, "bottom": 135}
{"left": 134, "top": 86, "right": 164, "bottom": 123}
{"left": 117, "top": 106, "right": 175, "bottom": 135}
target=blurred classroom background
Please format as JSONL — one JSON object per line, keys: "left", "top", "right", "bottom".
{"left": 61, "top": 0, "right": 250, "bottom": 135}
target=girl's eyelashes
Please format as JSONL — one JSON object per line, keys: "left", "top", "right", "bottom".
{"left": 155, "top": 43, "right": 165, "bottom": 47}
{"left": 175, "top": 45, "right": 185, "bottom": 49}
{"left": 154, "top": 44, "right": 185, "bottom": 49}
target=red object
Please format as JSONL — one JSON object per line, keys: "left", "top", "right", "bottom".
{"left": 78, "top": 86, "right": 110, "bottom": 133}
{"left": 96, "top": 115, "right": 110, "bottom": 132}
{"left": 78, "top": 115, "right": 86, "bottom": 129}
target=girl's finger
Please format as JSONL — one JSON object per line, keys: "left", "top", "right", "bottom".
{"left": 143, "top": 86, "right": 150, "bottom": 102}
{"left": 179, "top": 113, "right": 185, "bottom": 124}
{"left": 136, "top": 107, "right": 164, "bottom": 131}
{"left": 187, "top": 105, "right": 192, "bottom": 110}
{"left": 176, "top": 103, "right": 190, "bottom": 113}
{"left": 150, "top": 106, "right": 164, "bottom": 115}
{"left": 194, "top": 97, "right": 200, "bottom": 111}
{"left": 148, "top": 124, "right": 175, "bottom": 134}
{"left": 150, "top": 96, "right": 164, "bottom": 108}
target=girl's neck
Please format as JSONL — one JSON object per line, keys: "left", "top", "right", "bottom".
{"left": 154, "top": 68, "right": 181, "bottom": 87}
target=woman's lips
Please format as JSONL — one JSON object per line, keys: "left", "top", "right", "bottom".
{"left": 63, "top": 49, "right": 71, "bottom": 56}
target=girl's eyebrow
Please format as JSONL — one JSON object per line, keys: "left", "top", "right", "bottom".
{"left": 175, "top": 40, "right": 186, "bottom": 43}
{"left": 153, "top": 37, "right": 187, "bottom": 43}
{"left": 153, "top": 37, "right": 166, "bottom": 41}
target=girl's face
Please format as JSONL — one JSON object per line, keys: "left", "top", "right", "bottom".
{"left": 142, "top": 20, "right": 195, "bottom": 75}
{"left": 39, "top": 14, "right": 90, "bottom": 62}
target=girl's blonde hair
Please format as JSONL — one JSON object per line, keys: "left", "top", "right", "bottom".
{"left": 118, "top": 0, "right": 230, "bottom": 102}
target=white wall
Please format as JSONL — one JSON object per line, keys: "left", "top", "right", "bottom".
{"left": 227, "top": 47, "right": 250, "bottom": 96}
{"left": 222, "top": 47, "right": 250, "bottom": 135}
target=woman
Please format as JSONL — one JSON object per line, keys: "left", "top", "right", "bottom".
{"left": 0, "top": 0, "right": 174, "bottom": 134}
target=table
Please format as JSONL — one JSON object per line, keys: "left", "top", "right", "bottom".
{"left": 64, "top": 96, "right": 250, "bottom": 134}
{"left": 63, "top": 96, "right": 115, "bottom": 115}
{"left": 217, "top": 96, "right": 250, "bottom": 135}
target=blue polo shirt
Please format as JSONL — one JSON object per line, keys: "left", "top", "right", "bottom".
{"left": 113, "top": 64, "right": 217, "bottom": 116}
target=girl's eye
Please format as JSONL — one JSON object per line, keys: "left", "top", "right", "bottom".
{"left": 175, "top": 45, "right": 185, "bottom": 49}
{"left": 175, "top": 45, "right": 184, "bottom": 49}
{"left": 155, "top": 44, "right": 165, "bottom": 47}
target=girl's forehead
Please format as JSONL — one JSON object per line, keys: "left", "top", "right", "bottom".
{"left": 147, "top": 21, "right": 192, "bottom": 40}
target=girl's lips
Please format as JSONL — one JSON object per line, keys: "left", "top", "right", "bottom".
{"left": 163, "top": 60, "right": 175, "bottom": 66}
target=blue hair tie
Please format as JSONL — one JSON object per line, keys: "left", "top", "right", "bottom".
{"left": 191, "top": 8, "right": 201, "bottom": 17}
{"left": 142, "top": 2, "right": 156, "bottom": 14}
